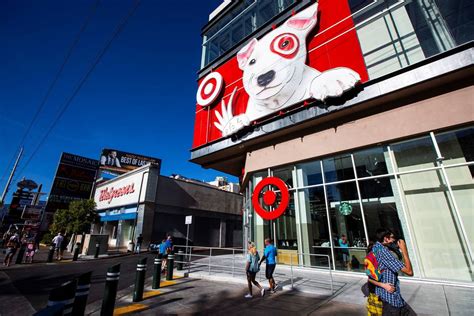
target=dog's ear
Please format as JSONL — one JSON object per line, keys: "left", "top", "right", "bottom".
{"left": 285, "top": 2, "right": 318, "bottom": 31}
{"left": 237, "top": 38, "right": 258, "bottom": 70}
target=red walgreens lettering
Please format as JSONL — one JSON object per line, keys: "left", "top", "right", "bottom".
{"left": 99, "top": 183, "right": 135, "bottom": 204}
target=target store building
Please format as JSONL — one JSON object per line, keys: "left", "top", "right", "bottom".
{"left": 191, "top": 0, "right": 473, "bottom": 284}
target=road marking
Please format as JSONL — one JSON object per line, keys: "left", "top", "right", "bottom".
{"left": 159, "top": 280, "right": 176, "bottom": 287}
{"left": 113, "top": 304, "right": 148, "bottom": 315}
{"left": 143, "top": 290, "right": 162, "bottom": 299}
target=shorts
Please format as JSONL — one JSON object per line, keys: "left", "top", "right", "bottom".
{"left": 265, "top": 264, "right": 276, "bottom": 279}
{"left": 5, "top": 247, "right": 17, "bottom": 256}
{"left": 382, "top": 301, "right": 417, "bottom": 316}
{"left": 247, "top": 271, "right": 257, "bottom": 278}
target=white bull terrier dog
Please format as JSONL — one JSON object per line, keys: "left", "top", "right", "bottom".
{"left": 215, "top": 2, "right": 361, "bottom": 137}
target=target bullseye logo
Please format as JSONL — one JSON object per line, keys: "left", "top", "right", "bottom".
{"left": 196, "top": 72, "right": 224, "bottom": 107}
{"left": 252, "top": 177, "right": 290, "bottom": 220}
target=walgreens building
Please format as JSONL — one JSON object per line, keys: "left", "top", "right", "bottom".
{"left": 191, "top": 0, "right": 473, "bottom": 283}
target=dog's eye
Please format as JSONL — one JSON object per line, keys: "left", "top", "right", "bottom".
{"left": 249, "top": 59, "right": 256, "bottom": 65}
{"left": 281, "top": 40, "right": 289, "bottom": 48}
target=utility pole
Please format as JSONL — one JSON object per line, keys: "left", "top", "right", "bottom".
{"left": 0, "top": 147, "right": 23, "bottom": 205}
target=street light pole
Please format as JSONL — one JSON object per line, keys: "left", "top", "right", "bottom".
{"left": 1, "top": 147, "right": 23, "bottom": 204}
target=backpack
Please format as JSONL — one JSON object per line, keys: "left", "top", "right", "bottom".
{"left": 364, "top": 248, "right": 383, "bottom": 281}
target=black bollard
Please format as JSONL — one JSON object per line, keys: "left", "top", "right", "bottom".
{"left": 47, "top": 243, "right": 55, "bottom": 263}
{"left": 72, "top": 243, "right": 80, "bottom": 261}
{"left": 133, "top": 257, "right": 147, "bottom": 302}
{"left": 94, "top": 242, "right": 100, "bottom": 258}
{"left": 152, "top": 257, "right": 162, "bottom": 289}
{"left": 72, "top": 271, "right": 92, "bottom": 316}
{"left": 47, "top": 280, "right": 77, "bottom": 316}
{"left": 15, "top": 243, "right": 26, "bottom": 264}
{"left": 101, "top": 264, "right": 121, "bottom": 316}
{"left": 166, "top": 254, "right": 174, "bottom": 281}
{"left": 177, "top": 250, "right": 184, "bottom": 271}
{"left": 33, "top": 304, "right": 64, "bottom": 316}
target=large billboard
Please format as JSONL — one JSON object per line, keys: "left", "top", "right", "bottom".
{"left": 45, "top": 152, "right": 98, "bottom": 213}
{"left": 99, "top": 148, "right": 161, "bottom": 176}
{"left": 192, "top": 1, "right": 369, "bottom": 148}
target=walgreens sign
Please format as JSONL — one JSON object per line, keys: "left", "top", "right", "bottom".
{"left": 94, "top": 169, "right": 149, "bottom": 210}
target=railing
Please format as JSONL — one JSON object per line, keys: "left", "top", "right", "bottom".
{"left": 173, "top": 245, "right": 334, "bottom": 294}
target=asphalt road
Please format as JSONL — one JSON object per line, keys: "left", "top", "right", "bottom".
{"left": 0, "top": 252, "right": 158, "bottom": 312}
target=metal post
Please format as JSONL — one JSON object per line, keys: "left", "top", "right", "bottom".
{"left": 94, "top": 242, "right": 100, "bottom": 258}
{"left": 208, "top": 248, "right": 212, "bottom": 275}
{"left": 166, "top": 254, "right": 174, "bottom": 281}
{"left": 72, "top": 271, "right": 92, "bottom": 316}
{"left": 232, "top": 249, "right": 235, "bottom": 278}
{"left": 72, "top": 243, "right": 80, "bottom": 261}
{"left": 177, "top": 250, "right": 184, "bottom": 271}
{"left": 187, "top": 247, "right": 192, "bottom": 276}
{"left": 101, "top": 264, "right": 120, "bottom": 316}
{"left": 47, "top": 280, "right": 77, "bottom": 316}
{"left": 133, "top": 257, "right": 147, "bottom": 302}
{"left": 290, "top": 253, "right": 294, "bottom": 289}
{"left": 152, "top": 257, "right": 162, "bottom": 289}
{"left": 47, "top": 244, "right": 55, "bottom": 263}
{"left": 15, "top": 242, "right": 26, "bottom": 264}
{"left": 328, "top": 256, "right": 334, "bottom": 294}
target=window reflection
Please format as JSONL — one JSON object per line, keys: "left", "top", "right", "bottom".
{"left": 353, "top": 147, "right": 390, "bottom": 178}
{"left": 323, "top": 155, "right": 355, "bottom": 182}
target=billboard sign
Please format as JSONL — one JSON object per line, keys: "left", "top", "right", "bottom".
{"left": 21, "top": 205, "right": 43, "bottom": 221}
{"left": 45, "top": 152, "right": 98, "bottom": 213}
{"left": 192, "top": 1, "right": 369, "bottom": 148}
{"left": 99, "top": 149, "right": 161, "bottom": 176}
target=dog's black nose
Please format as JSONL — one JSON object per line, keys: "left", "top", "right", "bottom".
{"left": 257, "top": 70, "right": 275, "bottom": 87}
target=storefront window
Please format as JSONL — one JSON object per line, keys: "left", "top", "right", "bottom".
{"left": 391, "top": 136, "right": 438, "bottom": 172}
{"left": 296, "top": 160, "right": 323, "bottom": 187}
{"left": 435, "top": 127, "right": 474, "bottom": 168}
{"left": 353, "top": 147, "right": 391, "bottom": 178}
{"left": 323, "top": 154, "right": 355, "bottom": 183}
{"left": 397, "top": 168, "right": 472, "bottom": 281}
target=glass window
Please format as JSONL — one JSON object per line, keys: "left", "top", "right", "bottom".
{"left": 323, "top": 154, "right": 355, "bottom": 183}
{"left": 391, "top": 136, "right": 437, "bottom": 172}
{"left": 435, "top": 127, "right": 474, "bottom": 170}
{"left": 326, "top": 182, "right": 366, "bottom": 271}
{"left": 444, "top": 166, "right": 474, "bottom": 256}
{"left": 202, "top": 0, "right": 296, "bottom": 67}
{"left": 398, "top": 169, "right": 472, "bottom": 281}
{"left": 296, "top": 161, "right": 323, "bottom": 187}
{"left": 272, "top": 167, "right": 294, "bottom": 189}
{"left": 353, "top": 147, "right": 391, "bottom": 178}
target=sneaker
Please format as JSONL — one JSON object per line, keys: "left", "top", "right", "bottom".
{"left": 260, "top": 288, "right": 265, "bottom": 297}
{"left": 270, "top": 290, "right": 276, "bottom": 294}
{"left": 244, "top": 294, "right": 252, "bottom": 299}
{"left": 274, "top": 284, "right": 279, "bottom": 291}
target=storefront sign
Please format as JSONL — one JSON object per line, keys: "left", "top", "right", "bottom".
{"left": 99, "top": 148, "right": 161, "bottom": 176}
{"left": 99, "top": 183, "right": 135, "bottom": 204}
{"left": 339, "top": 202, "right": 352, "bottom": 216}
{"left": 21, "top": 205, "right": 43, "bottom": 221}
{"left": 193, "top": 1, "right": 368, "bottom": 148}
{"left": 252, "top": 177, "right": 289, "bottom": 220}
{"left": 94, "top": 169, "right": 149, "bottom": 210}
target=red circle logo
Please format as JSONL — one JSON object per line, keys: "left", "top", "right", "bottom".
{"left": 196, "top": 72, "right": 224, "bottom": 107}
{"left": 252, "top": 177, "right": 290, "bottom": 220}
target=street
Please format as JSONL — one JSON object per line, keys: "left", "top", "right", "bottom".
{"left": 0, "top": 252, "right": 156, "bottom": 312}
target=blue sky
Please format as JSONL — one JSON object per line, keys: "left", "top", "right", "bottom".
{"left": 0, "top": 0, "right": 232, "bottom": 201}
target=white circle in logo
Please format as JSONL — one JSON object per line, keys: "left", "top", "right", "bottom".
{"left": 196, "top": 72, "right": 224, "bottom": 107}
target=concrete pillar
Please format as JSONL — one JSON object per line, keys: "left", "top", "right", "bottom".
{"left": 219, "top": 218, "right": 227, "bottom": 248}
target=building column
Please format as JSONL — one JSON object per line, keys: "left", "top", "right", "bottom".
{"left": 219, "top": 218, "right": 227, "bottom": 248}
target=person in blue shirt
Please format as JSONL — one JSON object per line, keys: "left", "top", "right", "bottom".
{"left": 259, "top": 238, "right": 278, "bottom": 293}
{"left": 373, "top": 228, "right": 415, "bottom": 315}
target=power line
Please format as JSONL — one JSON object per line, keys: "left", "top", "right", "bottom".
{"left": 14, "top": 0, "right": 142, "bottom": 181}
{"left": 0, "top": 0, "right": 101, "bottom": 187}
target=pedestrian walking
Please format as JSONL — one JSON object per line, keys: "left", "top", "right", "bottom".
{"left": 135, "top": 234, "right": 143, "bottom": 254}
{"left": 244, "top": 242, "right": 264, "bottom": 298}
{"left": 339, "top": 234, "right": 350, "bottom": 270}
{"left": 371, "top": 228, "right": 416, "bottom": 315}
{"left": 52, "top": 232, "right": 64, "bottom": 260}
{"left": 3, "top": 233, "right": 20, "bottom": 266}
{"left": 25, "top": 239, "right": 37, "bottom": 263}
{"left": 259, "top": 238, "right": 278, "bottom": 293}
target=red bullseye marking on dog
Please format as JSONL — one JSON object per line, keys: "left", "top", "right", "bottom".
{"left": 270, "top": 33, "right": 299, "bottom": 59}
{"left": 252, "top": 177, "right": 289, "bottom": 220}
{"left": 196, "top": 72, "right": 224, "bottom": 107}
